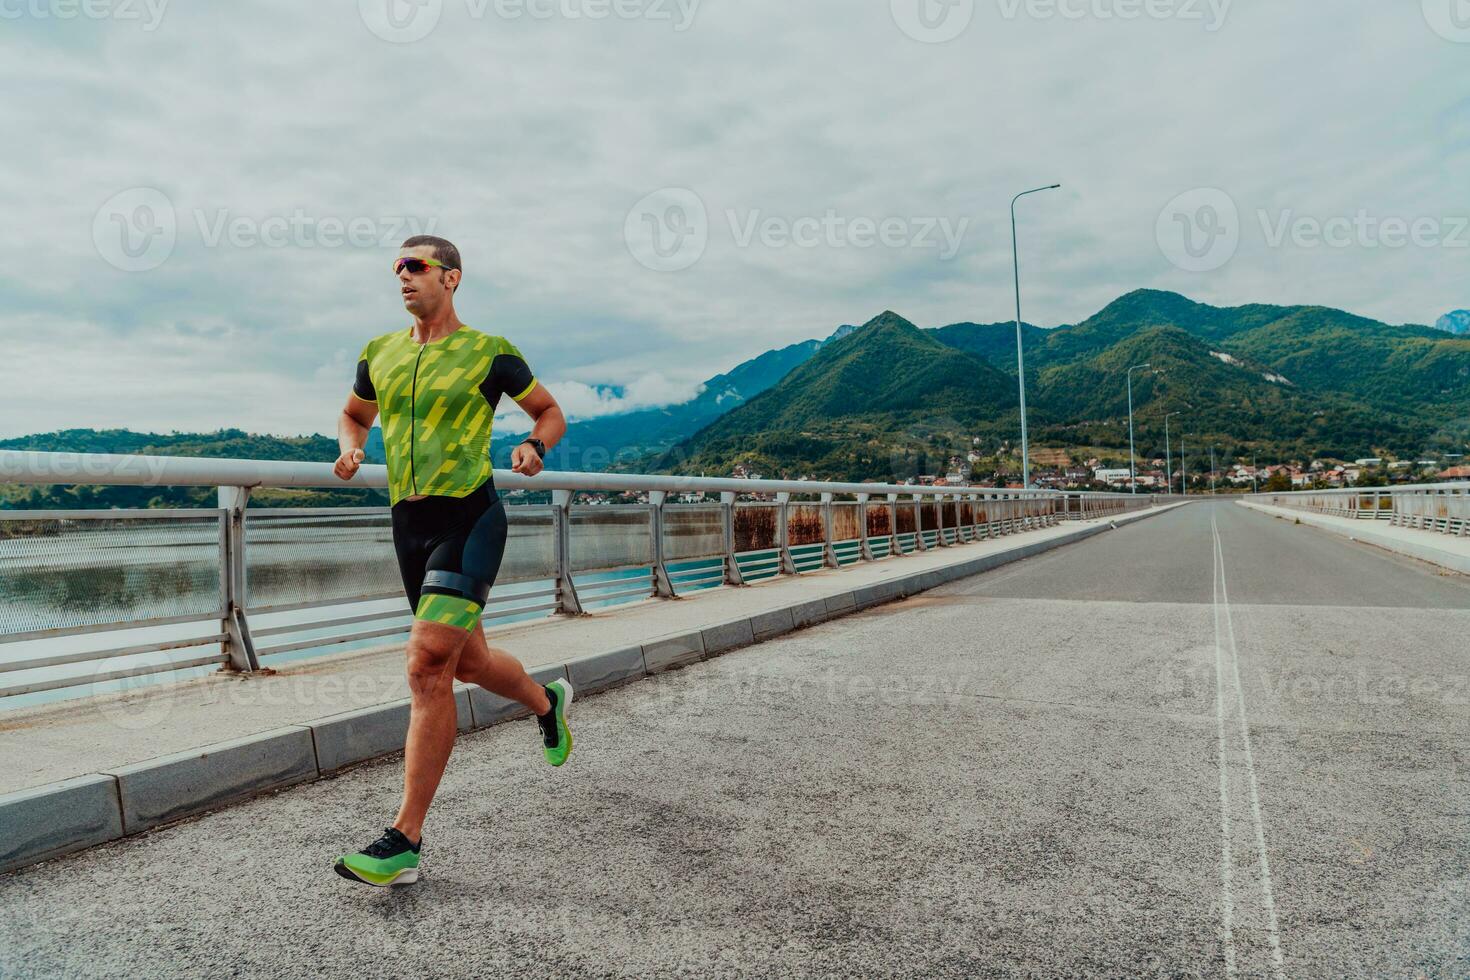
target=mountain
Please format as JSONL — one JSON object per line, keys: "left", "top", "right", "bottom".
{"left": 644, "top": 311, "right": 1018, "bottom": 480}
{"left": 929, "top": 320, "right": 1044, "bottom": 374}
{"left": 1068, "top": 291, "right": 1468, "bottom": 419}
{"left": 1436, "top": 310, "right": 1470, "bottom": 336}
{"left": 488, "top": 328, "right": 844, "bottom": 470}
{"left": 655, "top": 290, "right": 1470, "bottom": 479}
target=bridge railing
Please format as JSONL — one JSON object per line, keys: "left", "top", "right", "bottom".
{"left": 0, "top": 450, "right": 1153, "bottom": 701}
{"left": 1254, "top": 483, "right": 1470, "bottom": 536}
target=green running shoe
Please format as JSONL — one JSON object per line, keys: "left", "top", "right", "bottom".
{"left": 536, "top": 678, "right": 574, "bottom": 767}
{"left": 333, "top": 827, "right": 420, "bottom": 886}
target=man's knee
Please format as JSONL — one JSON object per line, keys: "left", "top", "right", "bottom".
{"left": 406, "top": 628, "right": 466, "bottom": 696}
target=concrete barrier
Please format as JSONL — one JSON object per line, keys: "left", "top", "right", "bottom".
{"left": 701, "top": 618, "right": 756, "bottom": 656}
{"left": 642, "top": 632, "right": 705, "bottom": 672}
{"left": 310, "top": 690, "right": 471, "bottom": 774}
{"left": 106, "top": 726, "right": 319, "bottom": 835}
{"left": 565, "top": 646, "right": 646, "bottom": 694}
{"left": 0, "top": 775, "right": 124, "bottom": 875}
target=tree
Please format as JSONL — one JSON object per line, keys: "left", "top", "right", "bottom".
{"left": 1264, "top": 470, "right": 1293, "bottom": 492}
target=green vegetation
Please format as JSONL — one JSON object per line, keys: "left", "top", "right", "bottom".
{"left": 0, "top": 429, "right": 389, "bottom": 510}
{"left": 648, "top": 290, "right": 1470, "bottom": 481}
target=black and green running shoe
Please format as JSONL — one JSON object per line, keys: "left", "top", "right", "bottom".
{"left": 536, "top": 678, "right": 574, "bottom": 767}
{"left": 333, "top": 827, "right": 421, "bottom": 886}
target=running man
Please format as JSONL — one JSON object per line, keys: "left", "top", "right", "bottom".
{"left": 330, "top": 235, "right": 572, "bottom": 887}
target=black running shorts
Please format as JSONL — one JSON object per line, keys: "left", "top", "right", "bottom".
{"left": 390, "top": 480, "right": 508, "bottom": 630}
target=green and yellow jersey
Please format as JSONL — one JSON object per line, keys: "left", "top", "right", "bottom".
{"left": 353, "top": 326, "right": 538, "bottom": 505}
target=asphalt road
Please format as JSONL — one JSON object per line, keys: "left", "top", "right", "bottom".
{"left": 2, "top": 501, "right": 1466, "bottom": 978}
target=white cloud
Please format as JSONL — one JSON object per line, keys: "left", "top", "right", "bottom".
{"left": 0, "top": 1, "right": 1464, "bottom": 439}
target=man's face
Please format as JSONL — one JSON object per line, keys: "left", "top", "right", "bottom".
{"left": 395, "top": 244, "right": 459, "bottom": 317}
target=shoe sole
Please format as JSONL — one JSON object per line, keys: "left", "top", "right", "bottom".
{"left": 333, "top": 861, "right": 419, "bottom": 887}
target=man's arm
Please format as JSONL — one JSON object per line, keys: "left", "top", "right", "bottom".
{"left": 334, "top": 393, "right": 379, "bottom": 482}
{"left": 509, "top": 384, "right": 566, "bottom": 477}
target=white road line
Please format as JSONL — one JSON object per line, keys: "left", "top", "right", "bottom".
{"left": 1211, "top": 510, "right": 1238, "bottom": 979}
{"left": 1215, "top": 511, "right": 1287, "bottom": 977}
{"left": 1211, "top": 508, "right": 1286, "bottom": 979}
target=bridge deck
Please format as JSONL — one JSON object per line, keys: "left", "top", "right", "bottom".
{"left": 3, "top": 502, "right": 1466, "bottom": 977}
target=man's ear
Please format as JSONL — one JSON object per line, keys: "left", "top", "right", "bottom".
{"left": 445, "top": 268, "right": 462, "bottom": 292}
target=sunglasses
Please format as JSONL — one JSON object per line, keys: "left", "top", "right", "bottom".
{"left": 393, "top": 256, "right": 454, "bottom": 275}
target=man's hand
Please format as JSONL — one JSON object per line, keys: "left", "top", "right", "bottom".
{"left": 334, "top": 448, "right": 366, "bottom": 481}
{"left": 511, "top": 442, "right": 544, "bottom": 477}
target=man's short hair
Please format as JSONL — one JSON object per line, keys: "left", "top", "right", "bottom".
{"left": 401, "top": 235, "right": 462, "bottom": 272}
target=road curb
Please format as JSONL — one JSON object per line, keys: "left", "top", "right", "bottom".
{"left": 0, "top": 502, "right": 1177, "bottom": 876}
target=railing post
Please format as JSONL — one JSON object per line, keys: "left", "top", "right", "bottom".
{"left": 649, "top": 490, "right": 676, "bottom": 597}
{"left": 856, "top": 493, "right": 877, "bottom": 561}
{"left": 721, "top": 490, "right": 746, "bottom": 586}
{"left": 820, "top": 492, "right": 841, "bottom": 568}
{"left": 218, "top": 485, "right": 260, "bottom": 673}
{"left": 777, "top": 492, "right": 798, "bottom": 574}
{"left": 887, "top": 492, "right": 902, "bottom": 556}
{"left": 551, "top": 488, "right": 583, "bottom": 614}
{"left": 912, "top": 494, "right": 927, "bottom": 551}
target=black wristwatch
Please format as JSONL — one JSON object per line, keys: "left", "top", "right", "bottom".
{"left": 521, "top": 438, "right": 546, "bottom": 459}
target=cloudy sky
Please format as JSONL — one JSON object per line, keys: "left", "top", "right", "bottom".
{"left": 1, "top": 0, "right": 1465, "bottom": 439}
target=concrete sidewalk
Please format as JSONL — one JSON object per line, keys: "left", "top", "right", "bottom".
{"left": 1238, "top": 499, "right": 1470, "bottom": 575}
{"left": 0, "top": 506, "right": 1175, "bottom": 873}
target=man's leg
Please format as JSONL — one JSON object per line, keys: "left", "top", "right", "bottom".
{"left": 454, "top": 621, "right": 551, "bottom": 715}
{"left": 393, "top": 619, "right": 471, "bottom": 844}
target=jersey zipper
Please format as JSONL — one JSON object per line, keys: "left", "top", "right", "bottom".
{"left": 410, "top": 345, "right": 424, "bottom": 495}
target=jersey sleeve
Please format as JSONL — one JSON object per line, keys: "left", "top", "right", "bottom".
{"left": 352, "top": 343, "right": 377, "bottom": 402}
{"left": 479, "top": 343, "right": 538, "bottom": 405}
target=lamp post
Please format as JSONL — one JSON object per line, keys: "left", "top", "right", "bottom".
{"left": 1180, "top": 436, "right": 1188, "bottom": 496}
{"left": 1010, "top": 183, "right": 1061, "bottom": 489}
{"left": 1126, "top": 362, "right": 1151, "bottom": 493}
{"left": 1164, "top": 410, "right": 1183, "bottom": 495}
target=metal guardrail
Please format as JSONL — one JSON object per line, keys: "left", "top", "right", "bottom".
{"left": 0, "top": 450, "right": 1154, "bottom": 699}
{"left": 1255, "top": 483, "right": 1470, "bottom": 536}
